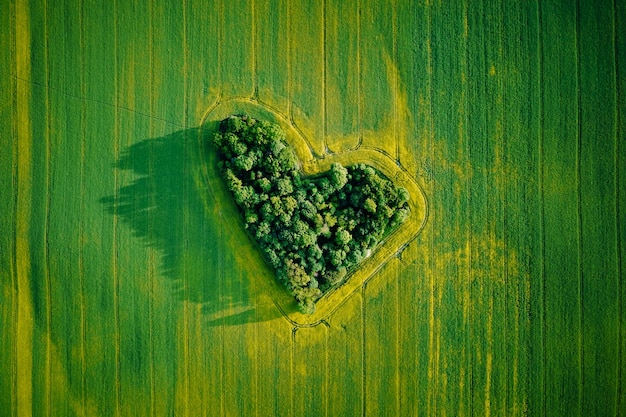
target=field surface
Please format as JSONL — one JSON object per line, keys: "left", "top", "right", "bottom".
{"left": 1, "top": 0, "right": 625, "bottom": 416}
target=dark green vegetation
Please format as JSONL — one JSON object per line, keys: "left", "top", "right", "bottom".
{"left": 213, "top": 115, "right": 410, "bottom": 312}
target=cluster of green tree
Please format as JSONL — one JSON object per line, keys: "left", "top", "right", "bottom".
{"left": 213, "top": 115, "right": 410, "bottom": 313}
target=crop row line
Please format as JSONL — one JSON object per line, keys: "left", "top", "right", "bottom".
{"left": 613, "top": 0, "right": 623, "bottom": 414}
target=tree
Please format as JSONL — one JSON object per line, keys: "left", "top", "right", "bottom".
{"left": 245, "top": 210, "right": 258, "bottom": 224}
{"left": 318, "top": 178, "right": 333, "bottom": 197}
{"left": 347, "top": 248, "right": 364, "bottom": 265}
{"left": 234, "top": 153, "right": 255, "bottom": 171}
{"left": 256, "top": 221, "right": 270, "bottom": 238}
{"left": 232, "top": 184, "right": 254, "bottom": 207}
{"left": 263, "top": 247, "right": 281, "bottom": 269}
{"left": 269, "top": 137, "right": 286, "bottom": 155}
{"left": 260, "top": 201, "right": 275, "bottom": 220}
{"left": 299, "top": 229, "right": 317, "bottom": 248}
{"left": 390, "top": 207, "right": 410, "bottom": 227}
{"left": 308, "top": 244, "right": 323, "bottom": 260}
{"left": 292, "top": 219, "right": 306, "bottom": 234}
{"left": 330, "top": 162, "right": 348, "bottom": 189}
{"left": 276, "top": 177, "right": 293, "bottom": 196}
{"left": 284, "top": 259, "right": 310, "bottom": 287}
{"left": 283, "top": 196, "right": 298, "bottom": 214}
{"left": 335, "top": 228, "right": 352, "bottom": 246}
{"left": 328, "top": 248, "right": 346, "bottom": 267}
{"left": 325, "top": 267, "right": 347, "bottom": 285}
{"left": 257, "top": 177, "right": 272, "bottom": 193}
{"left": 279, "top": 228, "right": 296, "bottom": 245}
{"left": 224, "top": 114, "right": 245, "bottom": 133}
{"left": 363, "top": 198, "right": 377, "bottom": 213}
{"left": 277, "top": 147, "right": 298, "bottom": 172}
{"left": 300, "top": 200, "right": 317, "bottom": 219}
{"left": 292, "top": 286, "right": 322, "bottom": 314}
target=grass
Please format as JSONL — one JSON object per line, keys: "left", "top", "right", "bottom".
{"left": 1, "top": 0, "right": 624, "bottom": 416}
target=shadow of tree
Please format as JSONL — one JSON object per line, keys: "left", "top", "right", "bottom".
{"left": 100, "top": 125, "right": 281, "bottom": 325}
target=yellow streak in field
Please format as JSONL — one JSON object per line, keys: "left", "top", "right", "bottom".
{"left": 46, "top": 333, "right": 97, "bottom": 417}
{"left": 15, "top": 0, "right": 30, "bottom": 81}
{"left": 325, "top": 49, "right": 416, "bottom": 168}
{"left": 15, "top": 0, "right": 33, "bottom": 415}
{"left": 485, "top": 296, "right": 493, "bottom": 417}
{"left": 509, "top": 249, "right": 521, "bottom": 415}
{"left": 385, "top": 52, "right": 418, "bottom": 172}
{"left": 13, "top": 10, "right": 94, "bottom": 415}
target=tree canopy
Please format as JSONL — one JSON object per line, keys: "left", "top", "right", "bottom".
{"left": 213, "top": 115, "right": 411, "bottom": 314}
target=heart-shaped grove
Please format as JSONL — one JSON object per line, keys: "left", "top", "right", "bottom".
{"left": 199, "top": 99, "right": 426, "bottom": 323}
{"left": 212, "top": 113, "right": 412, "bottom": 314}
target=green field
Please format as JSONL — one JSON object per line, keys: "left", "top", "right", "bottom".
{"left": 1, "top": 0, "right": 624, "bottom": 415}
